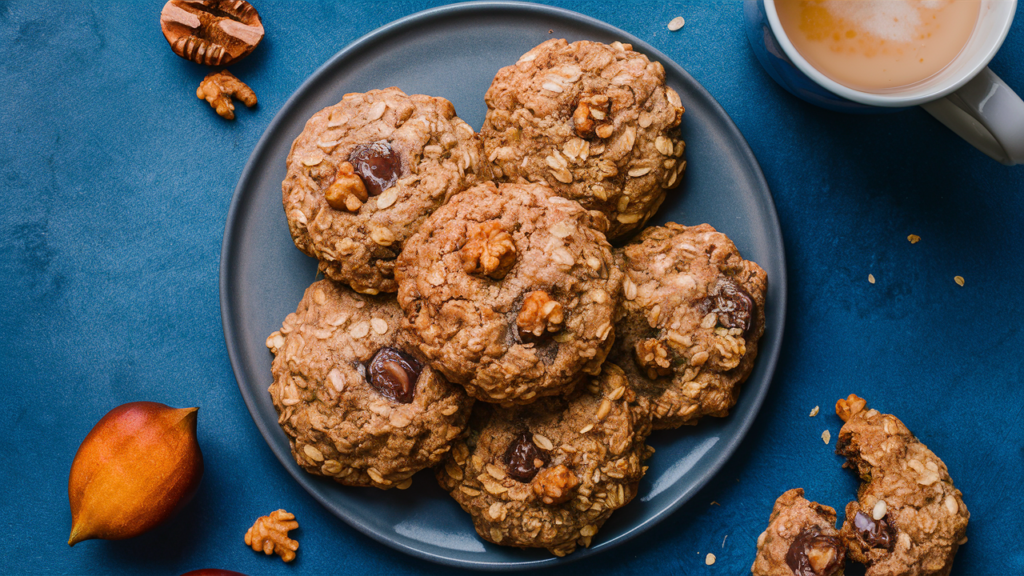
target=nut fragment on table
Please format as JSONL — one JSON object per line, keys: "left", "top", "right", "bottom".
{"left": 196, "top": 70, "right": 256, "bottom": 120}
{"left": 160, "top": 0, "right": 264, "bottom": 66}
{"left": 244, "top": 509, "right": 299, "bottom": 562}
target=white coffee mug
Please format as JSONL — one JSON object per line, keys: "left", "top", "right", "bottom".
{"left": 760, "top": 0, "right": 1024, "bottom": 165}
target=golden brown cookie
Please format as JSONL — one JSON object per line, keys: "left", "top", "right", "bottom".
{"left": 751, "top": 488, "right": 845, "bottom": 576}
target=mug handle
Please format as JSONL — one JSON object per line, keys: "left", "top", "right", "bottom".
{"left": 920, "top": 67, "right": 1024, "bottom": 166}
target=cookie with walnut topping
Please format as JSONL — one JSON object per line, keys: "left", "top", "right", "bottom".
{"left": 436, "top": 363, "right": 650, "bottom": 556}
{"left": 611, "top": 222, "right": 767, "bottom": 429}
{"left": 395, "top": 181, "right": 622, "bottom": 405}
{"left": 834, "top": 395, "right": 969, "bottom": 576}
{"left": 482, "top": 38, "right": 686, "bottom": 239}
{"left": 266, "top": 279, "right": 473, "bottom": 489}
{"left": 282, "top": 87, "right": 486, "bottom": 295}
{"left": 751, "top": 488, "right": 846, "bottom": 576}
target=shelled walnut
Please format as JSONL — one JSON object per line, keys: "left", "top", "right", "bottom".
{"left": 325, "top": 162, "right": 368, "bottom": 212}
{"left": 196, "top": 70, "right": 256, "bottom": 120}
{"left": 517, "top": 291, "right": 564, "bottom": 339}
{"left": 461, "top": 220, "right": 517, "bottom": 279}
{"left": 532, "top": 464, "right": 579, "bottom": 505}
{"left": 244, "top": 509, "right": 299, "bottom": 562}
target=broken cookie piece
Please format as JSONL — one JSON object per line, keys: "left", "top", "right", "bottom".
{"left": 196, "top": 70, "right": 256, "bottom": 120}
{"left": 751, "top": 488, "right": 845, "bottom": 576}
{"left": 835, "top": 395, "right": 969, "bottom": 576}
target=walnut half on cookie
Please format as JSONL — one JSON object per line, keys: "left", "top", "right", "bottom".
{"left": 835, "top": 395, "right": 969, "bottom": 576}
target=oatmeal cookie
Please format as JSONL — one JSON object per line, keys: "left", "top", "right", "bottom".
{"left": 835, "top": 395, "right": 969, "bottom": 576}
{"left": 396, "top": 181, "right": 622, "bottom": 405}
{"left": 751, "top": 488, "right": 846, "bottom": 576}
{"left": 482, "top": 39, "right": 686, "bottom": 239}
{"left": 282, "top": 87, "right": 486, "bottom": 294}
{"left": 266, "top": 280, "right": 472, "bottom": 489}
{"left": 611, "top": 223, "right": 767, "bottom": 429}
{"left": 436, "top": 363, "right": 650, "bottom": 556}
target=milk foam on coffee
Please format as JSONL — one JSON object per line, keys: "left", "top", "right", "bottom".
{"left": 776, "top": 0, "right": 981, "bottom": 92}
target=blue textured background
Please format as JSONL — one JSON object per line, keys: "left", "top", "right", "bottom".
{"left": 1, "top": 1, "right": 1022, "bottom": 575}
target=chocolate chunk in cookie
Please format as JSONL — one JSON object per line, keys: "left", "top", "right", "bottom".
{"left": 611, "top": 223, "right": 767, "bottom": 429}
{"left": 266, "top": 280, "right": 473, "bottom": 489}
{"left": 752, "top": 489, "right": 845, "bottom": 576}
{"left": 835, "top": 395, "right": 969, "bottom": 576}
{"left": 396, "top": 181, "right": 622, "bottom": 405}
{"left": 436, "top": 364, "right": 650, "bottom": 556}
{"left": 482, "top": 39, "right": 686, "bottom": 239}
{"left": 282, "top": 87, "right": 487, "bottom": 294}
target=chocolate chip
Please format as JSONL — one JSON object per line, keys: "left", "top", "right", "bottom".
{"left": 160, "top": 0, "right": 264, "bottom": 66}
{"left": 700, "top": 277, "right": 755, "bottom": 333}
{"left": 349, "top": 141, "right": 401, "bottom": 196}
{"left": 785, "top": 527, "right": 845, "bottom": 576}
{"left": 502, "top": 433, "right": 549, "bottom": 482}
{"left": 853, "top": 511, "right": 896, "bottom": 551}
{"left": 367, "top": 347, "right": 422, "bottom": 404}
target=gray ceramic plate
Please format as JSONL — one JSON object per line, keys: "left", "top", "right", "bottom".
{"left": 221, "top": 1, "right": 786, "bottom": 570}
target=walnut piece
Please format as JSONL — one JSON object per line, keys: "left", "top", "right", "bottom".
{"left": 325, "top": 162, "right": 368, "bottom": 212}
{"left": 461, "top": 220, "right": 517, "bottom": 279}
{"left": 572, "top": 95, "right": 611, "bottom": 138}
{"left": 836, "top": 394, "right": 868, "bottom": 422}
{"left": 244, "top": 509, "right": 299, "bottom": 562}
{"left": 517, "top": 291, "right": 564, "bottom": 339}
{"left": 634, "top": 338, "right": 672, "bottom": 379}
{"left": 196, "top": 70, "right": 256, "bottom": 120}
{"left": 532, "top": 464, "right": 579, "bottom": 505}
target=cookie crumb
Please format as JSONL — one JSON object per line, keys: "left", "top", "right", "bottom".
{"left": 809, "top": 406, "right": 820, "bottom": 417}
{"left": 908, "top": 234, "right": 921, "bottom": 244}
{"left": 822, "top": 430, "right": 831, "bottom": 444}
{"left": 868, "top": 274, "right": 876, "bottom": 284}
{"left": 705, "top": 552, "right": 716, "bottom": 565}
{"left": 954, "top": 275, "right": 965, "bottom": 287}
{"left": 668, "top": 16, "right": 686, "bottom": 31}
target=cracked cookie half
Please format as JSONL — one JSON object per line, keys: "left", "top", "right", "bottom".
{"left": 752, "top": 488, "right": 846, "bottom": 576}
{"left": 835, "top": 395, "right": 969, "bottom": 576}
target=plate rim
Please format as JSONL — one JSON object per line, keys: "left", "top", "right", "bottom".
{"left": 220, "top": 1, "right": 788, "bottom": 570}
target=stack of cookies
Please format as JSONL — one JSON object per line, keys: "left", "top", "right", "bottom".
{"left": 266, "top": 39, "right": 768, "bottom": 556}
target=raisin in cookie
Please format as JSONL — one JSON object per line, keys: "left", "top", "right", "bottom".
{"left": 752, "top": 488, "right": 846, "bottom": 576}
{"left": 282, "top": 87, "right": 485, "bottom": 294}
{"left": 482, "top": 39, "right": 686, "bottom": 239}
{"left": 437, "top": 364, "right": 650, "bottom": 556}
{"left": 396, "top": 181, "right": 622, "bottom": 405}
{"left": 834, "top": 395, "right": 968, "bottom": 576}
{"left": 611, "top": 223, "right": 767, "bottom": 429}
{"left": 266, "top": 280, "right": 472, "bottom": 489}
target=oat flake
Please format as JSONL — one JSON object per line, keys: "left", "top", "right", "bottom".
{"left": 668, "top": 17, "right": 685, "bottom": 31}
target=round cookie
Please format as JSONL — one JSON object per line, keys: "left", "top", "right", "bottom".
{"left": 395, "top": 181, "right": 622, "bottom": 405}
{"left": 266, "top": 279, "right": 473, "bottom": 489}
{"left": 436, "top": 364, "right": 650, "bottom": 556}
{"left": 482, "top": 39, "right": 686, "bottom": 239}
{"left": 282, "top": 87, "right": 486, "bottom": 294}
{"left": 612, "top": 223, "right": 767, "bottom": 429}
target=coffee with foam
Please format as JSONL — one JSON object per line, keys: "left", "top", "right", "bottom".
{"left": 776, "top": 0, "right": 981, "bottom": 92}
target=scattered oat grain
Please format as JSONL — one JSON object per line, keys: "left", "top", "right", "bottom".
{"left": 908, "top": 234, "right": 921, "bottom": 244}
{"left": 668, "top": 16, "right": 686, "bottom": 31}
{"left": 706, "top": 552, "right": 716, "bottom": 566}
{"left": 868, "top": 274, "right": 876, "bottom": 284}
{"left": 822, "top": 430, "right": 831, "bottom": 444}
{"left": 954, "top": 275, "right": 965, "bottom": 286}
{"left": 809, "top": 406, "right": 820, "bottom": 417}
